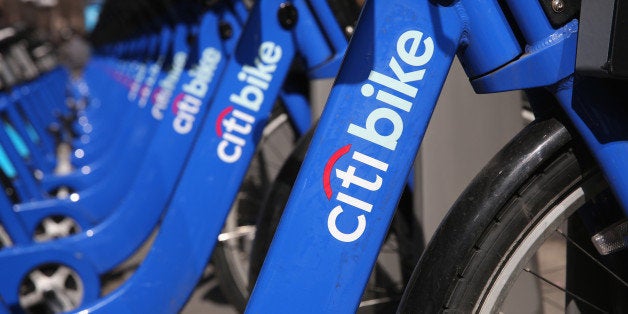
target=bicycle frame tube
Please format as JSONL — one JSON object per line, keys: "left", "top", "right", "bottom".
{"left": 72, "top": 0, "right": 337, "bottom": 312}
{"left": 553, "top": 76, "right": 628, "bottom": 217}
{"left": 247, "top": 0, "right": 520, "bottom": 311}
{"left": 0, "top": 8, "right": 229, "bottom": 309}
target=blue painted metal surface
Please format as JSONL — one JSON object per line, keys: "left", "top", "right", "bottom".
{"left": 472, "top": 20, "right": 578, "bottom": 93}
{"left": 0, "top": 0, "right": 340, "bottom": 312}
{"left": 305, "top": 1, "right": 351, "bottom": 79}
{"left": 245, "top": 0, "right": 601, "bottom": 312}
{"left": 70, "top": 0, "right": 339, "bottom": 312}
{"left": 505, "top": 0, "right": 555, "bottom": 43}
{"left": 471, "top": 0, "right": 578, "bottom": 93}
{"left": 0, "top": 19, "right": 178, "bottom": 242}
{"left": 4, "top": 0, "right": 627, "bottom": 313}
{"left": 248, "top": 0, "right": 465, "bottom": 311}
{"left": 455, "top": 0, "right": 521, "bottom": 77}
{"left": 9, "top": 25, "right": 187, "bottom": 232}
{"left": 0, "top": 6, "right": 238, "bottom": 311}
{"left": 554, "top": 76, "right": 628, "bottom": 217}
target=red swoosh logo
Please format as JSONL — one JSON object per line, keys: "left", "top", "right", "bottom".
{"left": 107, "top": 70, "right": 134, "bottom": 89}
{"left": 216, "top": 106, "right": 234, "bottom": 137}
{"left": 172, "top": 93, "right": 185, "bottom": 114}
{"left": 323, "top": 144, "right": 351, "bottom": 200}
{"left": 151, "top": 87, "right": 162, "bottom": 105}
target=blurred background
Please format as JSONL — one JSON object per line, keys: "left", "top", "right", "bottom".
{"left": 0, "top": 0, "right": 95, "bottom": 40}
{"left": 0, "top": 0, "right": 98, "bottom": 74}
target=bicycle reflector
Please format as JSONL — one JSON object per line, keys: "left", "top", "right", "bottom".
{"left": 591, "top": 219, "right": 628, "bottom": 255}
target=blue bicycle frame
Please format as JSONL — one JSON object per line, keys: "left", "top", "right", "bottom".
{"left": 0, "top": 0, "right": 334, "bottom": 311}
{"left": 6, "top": 0, "right": 624, "bottom": 312}
{"left": 2, "top": 25, "right": 182, "bottom": 237}
{"left": 67, "top": 0, "right": 345, "bottom": 312}
{"left": 247, "top": 0, "right": 625, "bottom": 312}
{"left": 0, "top": 5, "right": 238, "bottom": 309}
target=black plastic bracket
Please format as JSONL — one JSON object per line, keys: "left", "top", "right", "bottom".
{"left": 576, "top": 0, "right": 628, "bottom": 78}
{"left": 608, "top": 0, "right": 628, "bottom": 76}
{"left": 538, "top": 0, "right": 581, "bottom": 28}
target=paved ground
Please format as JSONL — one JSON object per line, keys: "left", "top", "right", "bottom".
{"left": 98, "top": 230, "right": 238, "bottom": 314}
{"left": 180, "top": 265, "right": 237, "bottom": 314}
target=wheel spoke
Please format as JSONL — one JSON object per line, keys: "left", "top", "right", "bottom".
{"left": 29, "top": 269, "right": 48, "bottom": 283}
{"left": 556, "top": 229, "right": 628, "bottom": 288}
{"left": 359, "top": 296, "right": 397, "bottom": 307}
{"left": 42, "top": 218, "right": 56, "bottom": 234}
{"left": 62, "top": 289, "right": 83, "bottom": 307}
{"left": 523, "top": 267, "right": 608, "bottom": 313}
{"left": 50, "top": 266, "right": 72, "bottom": 283}
{"left": 218, "top": 225, "right": 256, "bottom": 242}
{"left": 262, "top": 113, "right": 288, "bottom": 137}
{"left": 19, "top": 290, "right": 43, "bottom": 309}
{"left": 58, "top": 218, "right": 79, "bottom": 234}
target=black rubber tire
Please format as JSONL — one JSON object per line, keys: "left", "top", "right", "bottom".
{"left": 248, "top": 126, "right": 424, "bottom": 313}
{"left": 399, "top": 118, "right": 628, "bottom": 313}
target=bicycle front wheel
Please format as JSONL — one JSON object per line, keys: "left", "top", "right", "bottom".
{"left": 400, "top": 117, "right": 628, "bottom": 313}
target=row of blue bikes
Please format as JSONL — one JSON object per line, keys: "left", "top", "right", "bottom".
{"left": 7, "top": 0, "right": 628, "bottom": 312}
{"left": 0, "top": 0, "right": 411, "bottom": 312}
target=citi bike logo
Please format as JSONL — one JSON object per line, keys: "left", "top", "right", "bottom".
{"left": 171, "top": 47, "right": 222, "bottom": 134}
{"left": 128, "top": 62, "right": 147, "bottom": 102}
{"left": 151, "top": 52, "right": 187, "bottom": 120}
{"left": 138, "top": 56, "right": 165, "bottom": 108}
{"left": 216, "top": 42, "right": 282, "bottom": 163}
{"left": 325, "top": 30, "right": 434, "bottom": 243}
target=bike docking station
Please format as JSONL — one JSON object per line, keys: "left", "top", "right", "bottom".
{"left": 0, "top": 0, "right": 350, "bottom": 312}
{"left": 0, "top": 0, "right": 627, "bottom": 313}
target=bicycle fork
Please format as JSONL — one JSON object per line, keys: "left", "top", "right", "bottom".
{"left": 246, "top": 0, "right": 526, "bottom": 312}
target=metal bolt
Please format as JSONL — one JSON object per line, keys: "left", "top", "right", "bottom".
{"left": 345, "top": 26, "right": 355, "bottom": 37}
{"left": 202, "top": 0, "right": 220, "bottom": 8}
{"left": 186, "top": 33, "right": 197, "bottom": 46}
{"left": 278, "top": 2, "right": 298, "bottom": 29}
{"left": 219, "top": 21, "right": 233, "bottom": 40}
{"left": 551, "top": 0, "right": 565, "bottom": 13}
